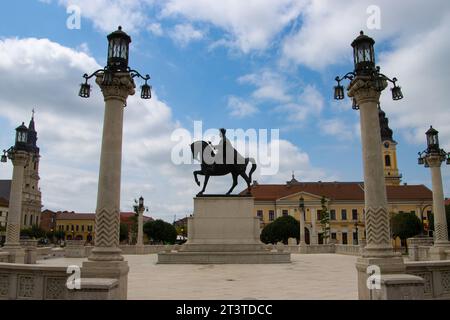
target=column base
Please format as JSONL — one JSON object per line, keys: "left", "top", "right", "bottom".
{"left": 88, "top": 246, "right": 124, "bottom": 262}
{"left": 2, "top": 245, "right": 25, "bottom": 264}
{"left": 429, "top": 244, "right": 450, "bottom": 261}
{"left": 82, "top": 260, "right": 129, "bottom": 300}
{"left": 371, "top": 274, "right": 425, "bottom": 300}
{"left": 362, "top": 244, "right": 399, "bottom": 258}
{"left": 356, "top": 256, "right": 406, "bottom": 300}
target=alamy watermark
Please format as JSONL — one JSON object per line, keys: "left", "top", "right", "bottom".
{"left": 366, "top": 265, "right": 381, "bottom": 290}
{"left": 66, "top": 5, "right": 81, "bottom": 30}
{"left": 367, "top": 5, "right": 381, "bottom": 30}
{"left": 66, "top": 265, "right": 81, "bottom": 290}
{"left": 171, "top": 121, "right": 280, "bottom": 176}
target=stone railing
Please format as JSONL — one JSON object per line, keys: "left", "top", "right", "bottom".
{"left": 301, "top": 244, "right": 336, "bottom": 254}
{"left": 0, "top": 252, "right": 9, "bottom": 263}
{"left": 406, "top": 237, "right": 434, "bottom": 261}
{"left": 0, "top": 263, "right": 119, "bottom": 300}
{"left": 405, "top": 260, "right": 450, "bottom": 300}
{"left": 335, "top": 244, "right": 362, "bottom": 256}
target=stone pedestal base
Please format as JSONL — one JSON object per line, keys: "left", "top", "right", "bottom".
{"left": 2, "top": 245, "right": 25, "bottom": 264}
{"left": 158, "top": 196, "right": 290, "bottom": 264}
{"left": 428, "top": 244, "right": 450, "bottom": 261}
{"left": 81, "top": 260, "right": 129, "bottom": 299}
{"left": 372, "top": 274, "right": 425, "bottom": 300}
{"left": 407, "top": 236, "right": 433, "bottom": 261}
{"left": 356, "top": 256, "right": 406, "bottom": 300}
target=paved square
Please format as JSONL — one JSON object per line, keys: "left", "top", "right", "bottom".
{"left": 38, "top": 254, "right": 358, "bottom": 300}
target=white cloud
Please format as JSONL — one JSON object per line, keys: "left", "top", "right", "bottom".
{"left": 318, "top": 118, "right": 355, "bottom": 141}
{"left": 275, "top": 85, "right": 324, "bottom": 122}
{"left": 147, "top": 23, "right": 164, "bottom": 36}
{"left": 238, "top": 71, "right": 292, "bottom": 103}
{"left": 160, "top": 0, "right": 307, "bottom": 53}
{"left": 168, "top": 23, "right": 204, "bottom": 47}
{"left": 227, "top": 96, "right": 258, "bottom": 118}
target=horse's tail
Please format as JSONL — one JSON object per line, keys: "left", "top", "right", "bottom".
{"left": 247, "top": 158, "right": 257, "bottom": 183}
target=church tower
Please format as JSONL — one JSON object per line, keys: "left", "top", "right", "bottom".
{"left": 379, "top": 107, "right": 402, "bottom": 186}
{"left": 21, "top": 111, "right": 42, "bottom": 228}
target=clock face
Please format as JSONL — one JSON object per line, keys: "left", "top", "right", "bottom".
{"left": 384, "top": 142, "right": 390, "bottom": 148}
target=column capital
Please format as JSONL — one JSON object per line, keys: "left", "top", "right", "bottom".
{"left": 348, "top": 77, "right": 385, "bottom": 106}
{"left": 96, "top": 72, "right": 135, "bottom": 103}
{"left": 426, "top": 154, "right": 443, "bottom": 168}
{"left": 10, "top": 150, "right": 29, "bottom": 167}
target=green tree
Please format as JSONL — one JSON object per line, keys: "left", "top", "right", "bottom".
{"left": 391, "top": 212, "right": 422, "bottom": 248}
{"left": 143, "top": 219, "right": 177, "bottom": 244}
{"left": 54, "top": 230, "right": 65, "bottom": 241}
{"left": 260, "top": 215, "right": 300, "bottom": 245}
{"left": 320, "top": 196, "right": 330, "bottom": 244}
{"left": 119, "top": 223, "right": 129, "bottom": 242}
{"left": 20, "top": 225, "right": 46, "bottom": 239}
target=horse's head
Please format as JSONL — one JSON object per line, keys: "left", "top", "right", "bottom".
{"left": 190, "top": 141, "right": 214, "bottom": 162}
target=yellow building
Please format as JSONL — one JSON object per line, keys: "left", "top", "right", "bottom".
{"left": 56, "top": 212, "right": 95, "bottom": 243}
{"left": 379, "top": 108, "right": 402, "bottom": 186}
{"left": 247, "top": 179, "right": 433, "bottom": 245}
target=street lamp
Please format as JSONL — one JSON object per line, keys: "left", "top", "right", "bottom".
{"left": 418, "top": 126, "right": 450, "bottom": 167}
{"left": 417, "top": 126, "right": 450, "bottom": 257}
{"left": 78, "top": 26, "right": 152, "bottom": 100}
{"left": 354, "top": 221, "right": 359, "bottom": 245}
{"left": 334, "top": 31, "right": 403, "bottom": 107}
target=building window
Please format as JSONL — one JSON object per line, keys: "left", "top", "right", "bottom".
{"left": 330, "top": 210, "right": 336, "bottom": 221}
{"left": 76, "top": 225, "right": 79, "bottom": 232}
{"left": 36, "top": 216, "right": 39, "bottom": 225}
{"left": 331, "top": 232, "right": 337, "bottom": 240}
{"left": 342, "top": 232, "right": 348, "bottom": 245}
{"left": 353, "top": 232, "right": 358, "bottom": 241}
{"left": 352, "top": 209, "right": 358, "bottom": 221}
{"left": 82, "top": 225, "right": 85, "bottom": 232}
{"left": 24, "top": 215, "right": 27, "bottom": 226}
{"left": 317, "top": 210, "right": 322, "bottom": 220}
{"left": 341, "top": 209, "right": 347, "bottom": 221}
{"left": 66, "top": 225, "right": 69, "bottom": 231}
{"left": 282, "top": 210, "right": 288, "bottom": 217}
{"left": 269, "top": 211, "right": 275, "bottom": 222}
{"left": 385, "top": 155, "right": 391, "bottom": 167}
{"left": 257, "top": 210, "right": 263, "bottom": 220}
{"left": 71, "top": 225, "right": 74, "bottom": 231}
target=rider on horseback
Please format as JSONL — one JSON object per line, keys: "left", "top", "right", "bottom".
{"left": 211, "top": 128, "right": 245, "bottom": 165}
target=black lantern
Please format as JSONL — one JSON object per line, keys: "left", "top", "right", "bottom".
{"left": 107, "top": 26, "right": 132, "bottom": 72}
{"left": 139, "top": 196, "right": 144, "bottom": 208}
{"left": 334, "top": 83, "right": 345, "bottom": 100}
{"left": 1, "top": 151, "right": 6, "bottom": 163}
{"left": 426, "top": 126, "right": 440, "bottom": 153}
{"left": 418, "top": 156, "right": 425, "bottom": 165}
{"left": 351, "top": 31, "right": 376, "bottom": 76}
{"left": 15, "top": 122, "right": 28, "bottom": 151}
{"left": 391, "top": 84, "right": 403, "bottom": 101}
{"left": 78, "top": 79, "right": 91, "bottom": 98}
{"left": 141, "top": 81, "right": 152, "bottom": 99}
{"left": 447, "top": 156, "right": 450, "bottom": 165}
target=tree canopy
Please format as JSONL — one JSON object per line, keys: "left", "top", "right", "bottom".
{"left": 391, "top": 212, "right": 422, "bottom": 241}
{"left": 260, "top": 215, "right": 300, "bottom": 245}
{"left": 143, "top": 219, "right": 177, "bottom": 244}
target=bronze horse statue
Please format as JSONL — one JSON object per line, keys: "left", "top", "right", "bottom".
{"left": 190, "top": 140, "right": 257, "bottom": 196}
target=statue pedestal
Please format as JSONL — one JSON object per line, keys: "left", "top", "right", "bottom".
{"left": 158, "top": 196, "right": 290, "bottom": 264}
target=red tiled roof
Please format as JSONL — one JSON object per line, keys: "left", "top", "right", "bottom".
{"left": 241, "top": 182, "right": 432, "bottom": 202}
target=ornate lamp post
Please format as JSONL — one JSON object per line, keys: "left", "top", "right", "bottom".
{"left": 1, "top": 123, "right": 31, "bottom": 262}
{"left": 79, "top": 26, "right": 151, "bottom": 298}
{"left": 334, "top": 31, "right": 408, "bottom": 299}
{"left": 298, "top": 197, "right": 306, "bottom": 247}
{"left": 133, "top": 196, "right": 148, "bottom": 247}
{"left": 418, "top": 126, "right": 450, "bottom": 260}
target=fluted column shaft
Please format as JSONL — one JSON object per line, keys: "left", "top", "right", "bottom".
{"left": 89, "top": 72, "right": 135, "bottom": 262}
{"left": 428, "top": 157, "right": 448, "bottom": 244}
{"left": 137, "top": 208, "right": 144, "bottom": 246}
{"left": 349, "top": 79, "right": 393, "bottom": 258}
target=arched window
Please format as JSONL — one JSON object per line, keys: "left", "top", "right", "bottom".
{"left": 385, "top": 155, "right": 391, "bottom": 167}
{"left": 24, "top": 214, "right": 27, "bottom": 226}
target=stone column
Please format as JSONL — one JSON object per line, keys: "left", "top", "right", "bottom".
{"left": 348, "top": 78, "right": 405, "bottom": 300}
{"left": 299, "top": 208, "right": 306, "bottom": 250}
{"left": 3, "top": 151, "right": 28, "bottom": 263}
{"left": 310, "top": 208, "right": 318, "bottom": 245}
{"left": 82, "top": 72, "right": 135, "bottom": 299}
{"left": 137, "top": 207, "right": 144, "bottom": 246}
{"left": 427, "top": 156, "right": 450, "bottom": 260}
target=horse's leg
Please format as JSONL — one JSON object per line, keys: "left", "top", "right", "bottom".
{"left": 226, "top": 173, "right": 238, "bottom": 195}
{"left": 198, "top": 175, "right": 210, "bottom": 196}
{"left": 193, "top": 170, "right": 202, "bottom": 186}
{"left": 240, "top": 172, "right": 252, "bottom": 195}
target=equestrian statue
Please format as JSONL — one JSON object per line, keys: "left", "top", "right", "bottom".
{"left": 190, "top": 128, "right": 257, "bottom": 196}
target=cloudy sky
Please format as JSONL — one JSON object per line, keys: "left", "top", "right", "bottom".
{"left": 0, "top": 0, "right": 449, "bottom": 222}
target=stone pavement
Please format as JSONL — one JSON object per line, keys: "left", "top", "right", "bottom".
{"left": 38, "top": 253, "right": 358, "bottom": 300}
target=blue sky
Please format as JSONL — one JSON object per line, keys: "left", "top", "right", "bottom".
{"left": 0, "top": 0, "right": 449, "bottom": 221}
